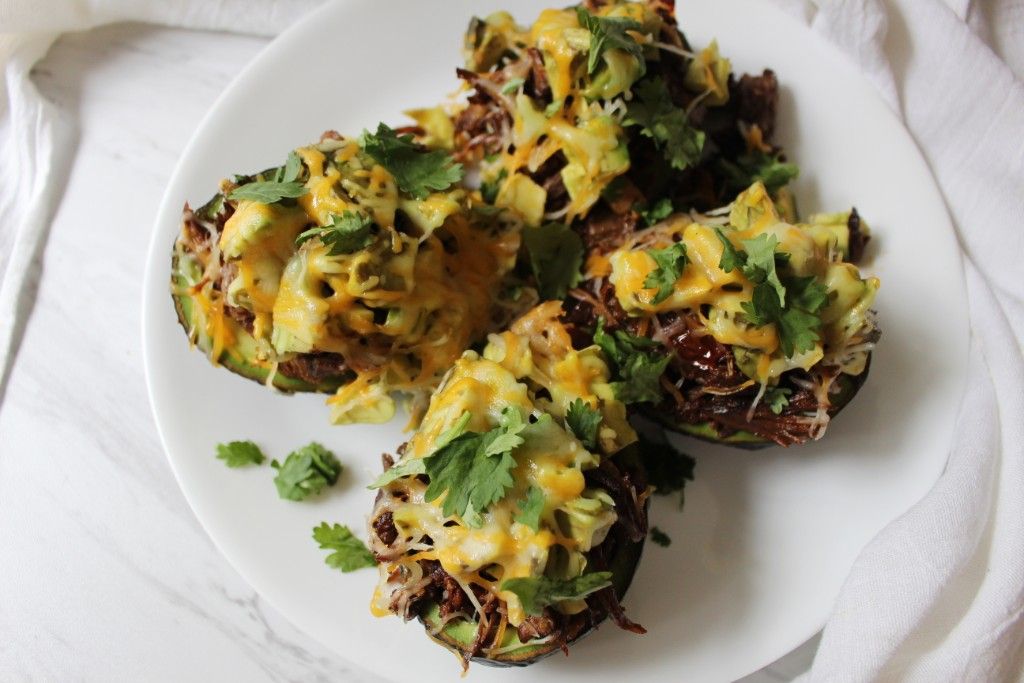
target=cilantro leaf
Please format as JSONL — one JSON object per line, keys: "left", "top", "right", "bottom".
{"left": 361, "top": 122, "right": 463, "bottom": 199}
{"left": 215, "top": 440, "right": 265, "bottom": 468}
{"left": 764, "top": 387, "right": 792, "bottom": 415}
{"left": 719, "top": 151, "right": 799, "bottom": 196}
{"left": 483, "top": 406, "right": 527, "bottom": 456}
{"left": 296, "top": 211, "right": 375, "bottom": 255}
{"left": 367, "top": 458, "right": 426, "bottom": 489}
{"left": 650, "top": 526, "right": 671, "bottom": 547}
{"left": 717, "top": 229, "right": 829, "bottom": 358}
{"left": 740, "top": 233, "right": 786, "bottom": 306}
{"left": 625, "top": 79, "right": 705, "bottom": 171}
{"left": 787, "top": 274, "right": 830, "bottom": 313}
{"left": 277, "top": 151, "right": 303, "bottom": 183}
{"left": 228, "top": 180, "right": 308, "bottom": 204}
{"left": 271, "top": 443, "right": 342, "bottom": 501}
{"left": 367, "top": 411, "right": 474, "bottom": 489}
{"left": 639, "top": 198, "right": 673, "bottom": 227}
{"left": 312, "top": 523, "right": 376, "bottom": 572}
{"left": 643, "top": 242, "right": 689, "bottom": 304}
{"left": 575, "top": 7, "right": 645, "bottom": 76}
{"left": 714, "top": 228, "right": 746, "bottom": 273}
{"left": 565, "top": 398, "right": 602, "bottom": 450}
{"left": 422, "top": 408, "right": 526, "bottom": 525}
{"left": 522, "top": 222, "right": 584, "bottom": 301}
{"left": 513, "top": 485, "right": 545, "bottom": 532}
{"left": 594, "top": 318, "right": 670, "bottom": 404}
{"left": 501, "top": 572, "right": 613, "bottom": 616}
{"left": 742, "top": 275, "right": 829, "bottom": 357}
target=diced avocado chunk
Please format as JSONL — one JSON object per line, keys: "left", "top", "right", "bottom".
{"left": 583, "top": 48, "right": 644, "bottom": 100}
{"left": 271, "top": 249, "right": 328, "bottom": 354}
{"left": 464, "top": 12, "right": 518, "bottom": 71}
{"left": 219, "top": 202, "right": 306, "bottom": 260}
{"left": 684, "top": 40, "right": 731, "bottom": 106}
{"left": 804, "top": 211, "right": 864, "bottom": 260}
{"left": 497, "top": 173, "right": 547, "bottom": 226}
{"left": 404, "top": 107, "right": 455, "bottom": 150}
{"left": 555, "top": 489, "right": 617, "bottom": 552}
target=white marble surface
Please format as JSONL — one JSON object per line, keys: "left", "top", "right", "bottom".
{"left": 0, "top": 23, "right": 816, "bottom": 682}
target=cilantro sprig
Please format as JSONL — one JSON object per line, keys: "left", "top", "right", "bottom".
{"left": 513, "top": 486, "right": 545, "bottom": 532}
{"left": 720, "top": 151, "right": 799, "bottom": 196}
{"left": 312, "top": 523, "right": 376, "bottom": 572}
{"left": 523, "top": 222, "right": 584, "bottom": 301}
{"left": 764, "top": 386, "right": 792, "bottom": 415}
{"left": 296, "top": 211, "right": 375, "bottom": 255}
{"left": 361, "top": 123, "right": 463, "bottom": 199}
{"left": 272, "top": 442, "right": 342, "bottom": 501}
{"left": 625, "top": 79, "right": 705, "bottom": 171}
{"left": 501, "top": 572, "right": 613, "bottom": 616}
{"left": 715, "top": 229, "right": 829, "bottom": 357}
{"left": 422, "top": 408, "right": 527, "bottom": 526}
{"left": 643, "top": 242, "right": 689, "bottom": 304}
{"left": 566, "top": 398, "right": 602, "bottom": 450}
{"left": 575, "top": 7, "right": 646, "bottom": 76}
{"left": 639, "top": 198, "right": 673, "bottom": 227}
{"left": 228, "top": 151, "right": 308, "bottom": 204}
{"left": 594, "top": 318, "right": 670, "bottom": 404}
{"left": 636, "top": 430, "right": 695, "bottom": 505}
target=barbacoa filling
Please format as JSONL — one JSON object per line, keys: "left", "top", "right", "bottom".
{"left": 368, "top": 304, "right": 647, "bottom": 664}
{"left": 564, "top": 183, "right": 879, "bottom": 445}
{"left": 435, "top": 0, "right": 801, "bottom": 230}
{"left": 423, "top": 0, "right": 879, "bottom": 445}
{"left": 172, "top": 130, "right": 530, "bottom": 424}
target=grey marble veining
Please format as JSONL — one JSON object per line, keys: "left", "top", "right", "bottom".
{"left": 0, "top": 22, "right": 814, "bottom": 683}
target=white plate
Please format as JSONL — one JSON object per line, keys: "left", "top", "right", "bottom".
{"left": 142, "top": 1, "right": 968, "bottom": 681}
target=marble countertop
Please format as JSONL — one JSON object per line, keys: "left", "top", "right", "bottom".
{"left": 0, "top": 22, "right": 815, "bottom": 682}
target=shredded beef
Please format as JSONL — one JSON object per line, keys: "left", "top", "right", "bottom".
{"left": 524, "top": 47, "right": 552, "bottom": 102}
{"left": 517, "top": 611, "right": 558, "bottom": 641}
{"left": 735, "top": 70, "right": 779, "bottom": 139}
{"left": 564, "top": 282, "right": 847, "bottom": 446}
{"left": 439, "top": 573, "right": 469, "bottom": 619}
{"left": 277, "top": 352, "right": 349, "bottom": 385}
{"left": 577, "top": 205, "right": 639, "bottom": 255}
{"left": 372, "top": 510, "right": 398, "bottom": 547}
{"left": 847, "top": 207, "right": 869, "bottom": 263}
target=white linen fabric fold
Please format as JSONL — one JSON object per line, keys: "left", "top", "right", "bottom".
{"left": 1, "top": 1, "right": 1021, "bottom": 681}
{"left": 776, "top": 1, "right": 1024, "bottom": 681}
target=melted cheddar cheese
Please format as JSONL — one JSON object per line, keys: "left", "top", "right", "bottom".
{"left": 371, "top": 309, "right": 635, "bottom": 627}
{"left": 608, "top": 182, "right": 879, "bottom": 384}
{"left": 175, "top": 135, "right": 523, "bottom": 423}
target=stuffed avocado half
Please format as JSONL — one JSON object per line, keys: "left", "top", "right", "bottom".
{"left": 565, "top": 183, "right": 879, "bottom": 447}
{"left": 171, "top": 128, "right": 528, "bottom": 423}
{"left": 368, "top": 303, "right": 648, "bottom": 666}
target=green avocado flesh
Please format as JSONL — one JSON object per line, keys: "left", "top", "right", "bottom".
{"left": 171, "top": 253, "right": 346, "bottom": 394}
{"left": 661, "top": 367, "right": 868, "bottom": 449}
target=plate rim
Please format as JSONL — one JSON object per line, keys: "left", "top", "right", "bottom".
{"left": 141, "top": 0, "right": 970, "bottom": 680}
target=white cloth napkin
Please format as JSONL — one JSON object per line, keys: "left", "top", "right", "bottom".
{"left": 1, "top": 1, "right": 1021, "bottom": 681}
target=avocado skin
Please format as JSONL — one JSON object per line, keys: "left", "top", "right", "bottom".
{"left": 170, "top": 252, "right": 347, "bottom": 394}
{"left": 653, "top": 363, "right": 870, "bottom": 449}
